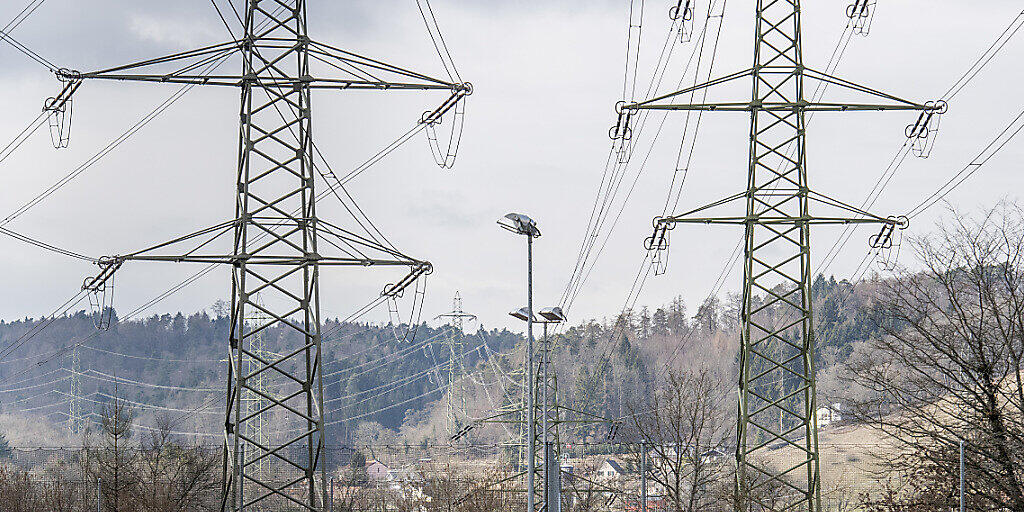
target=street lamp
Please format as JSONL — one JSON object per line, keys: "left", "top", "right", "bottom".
{"left": 538, "top": 307, "right": 564, "bottom": 512}
{"left": 508, "top": 307, "right": 536, "bottom": 323}
{"left": 499, "top": 212, "right": 541, "bottom": 512}
{"left": 510, "top": 305, "right": 566, "bottom": 512}
{"left": 538, "top": 307, "right": 566, "bottom": 323}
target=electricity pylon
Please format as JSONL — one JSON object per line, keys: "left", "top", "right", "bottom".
{"left": 241, "top": 300, "right": 273, "bottom": 494}
{"left": 455, "top": 309, "right": 604, "bottom": 512}
{"left": 68, "top": 2, "right": 469, "bottom": 510}
{"left": 67, "top": 344, "right": 84, "bottom": 435}
{"left": 434, "top": 292, "right": 476, "bottom": 437}
{"left": 621, "top": 2, "right": 939, "bottom": 510}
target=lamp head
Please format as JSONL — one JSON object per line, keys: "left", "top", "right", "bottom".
{"left": 498, "top": 213, "right": 541, "bottom": 238}
{"left": 508, "top": 307, "right": 535, "bottom": 322}
{"left": 539, "top": 307, "right": 566, "bottom": 323}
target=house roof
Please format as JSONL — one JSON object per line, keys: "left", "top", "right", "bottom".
{"left": 603, "top": 459, "right": 625, "bottom": 474}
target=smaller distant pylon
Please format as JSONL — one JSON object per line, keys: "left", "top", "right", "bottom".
{"left": 68, "top": 344, "right": 84, "bottom": 435}
{"left": 435, "top": 292, "right": 477, "bottom": 437}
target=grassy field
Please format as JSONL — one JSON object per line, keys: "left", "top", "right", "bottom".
{"left": 765, "top": 421, "right": 897, "bottom": 507}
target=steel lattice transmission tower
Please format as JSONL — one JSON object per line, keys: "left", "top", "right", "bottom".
{"left": 241, "top": 300, "right": 274, "bottom": 489}
{"left": 457, "top": 306, "right": 594, "bottom": 512}
{"left": 621, "top": 1, "right": 939, "bottom": 510}
{"left": 68, "top": 2, "right": 469, "bottom": 510}
{"left": 67, "top": 344, "right": 84, "bottom": 435}
{"left": 434, "top": 292, "right": 476, "bottom": 437}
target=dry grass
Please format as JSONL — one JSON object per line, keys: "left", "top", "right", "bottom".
{"left": 763, "top": 421, "right": 896, "bottom": 502}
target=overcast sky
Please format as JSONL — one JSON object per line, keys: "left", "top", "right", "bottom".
{"left": 0, "top": 0, "right": 1021, "bottom": 335}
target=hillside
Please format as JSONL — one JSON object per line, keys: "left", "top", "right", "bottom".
{"left": 0, "top": 310, "right": 521, "bottom": 447}
{"left": 0, "top": 273, "right": 884, "bottom": 448}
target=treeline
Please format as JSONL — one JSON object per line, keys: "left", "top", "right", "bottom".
{"left": 0, "top": 273, "right": 885, "bottom": 446}
{"left": 544, "top": 273, "right": 886, "bottom": 437}
{"left": 0, "top": 309, "right": 521, "bottom": 442}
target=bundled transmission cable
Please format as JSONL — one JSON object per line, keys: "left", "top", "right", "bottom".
{"left": 71, "top": 368, "right": 217, "bottom": 393}
{"left": 817, "top": 8, "right": 1024, "bottom": 275}
{"left": 905, "top": 108, "right": 1024, "bottom": 219}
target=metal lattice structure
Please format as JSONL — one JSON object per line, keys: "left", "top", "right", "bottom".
{"left": 435, "top": 292, "right": 476, "bottom": 437}
{"left": 241, "top": 301, "right": 273, "bottom": 490}
{"left": 465, "top": 335, "right": 560, "bottom": 511}
{"left": 624, "top": 1, "right": 938, "bottom": 510}
{"left": 67, "top": 344, "right": 84, "bottom": 435}
{"left": 461, "top": 314, "right": 605, "bottom": 512}
{"left": 69, "top": 2, "right": 469, "bottom": 510}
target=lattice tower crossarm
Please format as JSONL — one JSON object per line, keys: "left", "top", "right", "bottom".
{"left": 621, "top": 1, "right": 940, "bottom": 510}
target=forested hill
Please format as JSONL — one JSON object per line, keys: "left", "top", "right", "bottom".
{"left": 0, "top": 273, "right": 884, "bottom": 447}
{"left": 0, "top": 309, "right": 520, "bottom": 445}
{"left": 545, "top": 274, "right": 889, "bottom": 430}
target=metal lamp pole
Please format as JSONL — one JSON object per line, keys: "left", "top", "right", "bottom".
{"left": 499, "top": 213, "right": 542, "bottom": 512}
{"left": 526, "top": 230, "right": 536, "bottom": 512}
{"left": 537, "top": 307, "right": 566, "bottom": 512}
{"left": 542, "top": 320, "right": 548, "bottom": 512}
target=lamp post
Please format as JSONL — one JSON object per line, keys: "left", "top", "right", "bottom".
{"left": 509, "top": 306, "right": 566, "bottom": 512}
{"left": 499, "top": 213, "right": 542, "bottom": 512}
{"left": 538, "top": 307, "right": 566, "bottom": 512}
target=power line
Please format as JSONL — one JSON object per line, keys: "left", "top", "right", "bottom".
{"left": 208, "top": 0, "right": 239, "bottom": 40}
{"left": 940, "top": 9, "right": 1024, "bottom": 102}
{"left": 0, "top": 26, "right": 58, "bottom": 72}
{"left": 0, "top": 290, "right": 88, "bottom": 363}
{"left": 0, "top": 374, "right": 70, "bottom": 393}
{"left": 321, "top": 328, "right": 451, "bottom": 381}
{"left": 80, "top": 344, "right": 221, "bottom": 363}
{"left": 906, "top": 107, "right": 1024, "bottom": 219}
{"left": 0, "top": 226, "right": 96, "bottom": 262}
{"left": 0, "top": 47, "right": 237, "bottom": 228}
{"left": 68, "top": 391, "right": 219, "bottom": 416}
{"left": 3, "top": 1, "right": 47, "bottom": 35}
{"left": 70, "top": 368, "right": 217, "bottom": 393}
{"left": 323, "top": 339, "right": 487, "bottom": 410}
{"left": 816, "top": 7, "right": 1024, "bottom": 276}
{"left": 561, "top": 0, "right": 728, "bottom": 312}
{"left": 415, "top": 0, "right": 461, "bottom": 83}
{"left": 0, "top": 367, "right": 64, "bottom": 389}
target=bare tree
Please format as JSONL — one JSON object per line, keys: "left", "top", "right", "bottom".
{"left": 715, "top": 460, "right": 791, "bottom": 512}
{"left": 134, "top": 415, "right": 219, "bottom": 511}
{"left": 842, "top": 202, "right": 1024, "bottom": 511}
{"left": 353, "top": 421, "right": 398, "bottom": 462}
{"left": 561, "top": 459, "right": 609, "bottom": 512}
{"left": 625, "top": 365, "right": 729, "bottom": 512}
{"left": 85, "top": 388, "right": 137, "bottom": 511}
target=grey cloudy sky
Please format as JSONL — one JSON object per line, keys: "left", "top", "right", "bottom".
{"left": 0, "top": 0, "right": 1021, "bottom": 334}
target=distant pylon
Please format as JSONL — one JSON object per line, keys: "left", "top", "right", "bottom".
{"left": 67, "top": 344, "right": 84, "bottom": 435}
{"left": 458, "top": 310, "right": 602, "bottom": 512}
{"left": 242, "top": 298, "right": 273, "bottom": 490}
{"left": 435, "top": 292, "right": 476, "bottom": 437}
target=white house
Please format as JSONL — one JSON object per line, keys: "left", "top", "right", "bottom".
{"left": 366, "top": 460, "right": 390, "bottom": 482}
{"left": 816, "top": 403, "right": 843, "bottom": 429}
{"left": 596, "top": 458, "right": 627, "bottom": 480}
